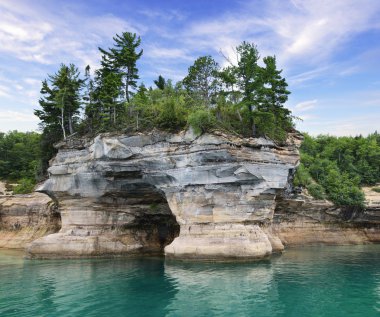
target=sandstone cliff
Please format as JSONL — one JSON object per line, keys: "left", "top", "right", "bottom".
{"left": 1, "top": 130, "right": 377, "bottom": 260}
{"left": 26, "top": 129, "right": 301, "bottom": 259}
{"left": 270, "top": 191, "right": 380, "bottom": 250}
{"left": 0, "top": 192, "right": 60, "bottom": 248}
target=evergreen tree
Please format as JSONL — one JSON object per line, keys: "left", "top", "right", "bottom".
{"left": 234, "top": 42, "right": 263, "bottom": 136}
{"left": 154, "top": 75, "right": 166, "bottom": 90}
{"left": 34, "top": 64, "right": 83, "bottom": 175}
{"left": 93, "top": 66, "right": 123, "bottom": 127}
{"left": 99, "top": 32, "right": 143, "bottom": 102}
{"left": 183, "top": 56, "right": 220, "bottom": 107}
{"left": 34, "top": 63, "right": 83, "bottom": 139}
{"left": 260, "top": 56, "right": 292, "bottom": 139}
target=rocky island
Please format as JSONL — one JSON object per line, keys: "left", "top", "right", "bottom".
{"left": 1, "top": 130, "right": 378, "bottom": 260}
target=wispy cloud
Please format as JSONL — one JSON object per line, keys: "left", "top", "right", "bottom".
{"left": 139, "top": 9, "right": 186, "bottom": 22}
{"left": 294, "top": 99, "right": 317, "bottom": 112}
{"left": 0, "top": 1, "right": 143, "bottom": 67}
{"left": 299, "top": 114, "right": 380, "bottom": 136}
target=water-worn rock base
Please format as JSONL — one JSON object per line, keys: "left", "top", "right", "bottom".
{"left": 165, "top": 224, "right": 272, "bottom": 260}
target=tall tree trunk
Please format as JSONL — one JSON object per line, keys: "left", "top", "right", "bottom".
{"left": 68, "top": 112, "right": 74, "bottom": 135}
{"left": 125, "top": 77, "right": 129, "bottom": 102}
{"left": 60, "top": 107, "right": 66, "bottom": 140}
{"left": 236, "top": 109, "right": 242, "bottom": 122}
{"left": 247, "top": 104, "right": 256, "bottom": 137}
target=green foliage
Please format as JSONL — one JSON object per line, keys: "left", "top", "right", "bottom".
{"left": 183, "top": 56, "right": 220, "bottom": 107}
{"left": 187, "top": 109, "right": 216, "bottom": 135}
{"left": 0, "top": 131, "right": 40, "bottom": 192}
{"left": 13, "top": 178, "right": 35, "bottom": 194}
{"left": 0, "top": 131, "right": 41, "bottom": 181}
{"left": 306, "top": 183, "right": 326, "bottom": 200}
{"left": 81, "top": 36, "right": 294, "bottom": 141}
{"left": 156, "top": 98, "right": 187, "bottom": 131}
{"left": 293, "top": 163, "right": 312, "bottom": 187}
{"left": 154, "top": 75, "right": 166, "bottom": 90}
{"left": 98, "top": 32, "right": 143, "bottom": 102}
{"left": 372, "top": 187, "right": 380, "bottom": 193}
{"left": 297, "top": 133, "right": 380, "bottom": 207}
{"left": 35, "top": 64, "right": 84, "bottom": 140}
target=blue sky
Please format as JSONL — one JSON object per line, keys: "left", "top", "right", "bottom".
{"left": 0, "top": 0, "right": 379, "bottom": 135}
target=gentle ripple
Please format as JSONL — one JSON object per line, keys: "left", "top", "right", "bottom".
{"left": 0, "top": 245, "right": 379, "bottom": 316}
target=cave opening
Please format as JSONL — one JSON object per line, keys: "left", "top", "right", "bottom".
{"left": 102, "top": 182, "right": 180, "bottom": 255}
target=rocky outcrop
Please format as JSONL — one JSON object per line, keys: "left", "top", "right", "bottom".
{"left": 23, "top": 130, "right": 380, "bottom": 259}
{"left": 270, "top": 191, "right": 380, "bottom": 249}
{"left": 0, "top": 193, "right": 60, "bottom": 248}
{"left": 27, "top": 130, "right": 301, "bottom": 259}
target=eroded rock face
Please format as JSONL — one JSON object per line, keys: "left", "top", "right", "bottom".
{"left": 271, "top": 192, "right": 380, "bottom": 248}
{"left": 27, "top": 130, "right": 301, "bottom": 259}
{"left": 0, "top": 193, "right": 60, "bottom": 248}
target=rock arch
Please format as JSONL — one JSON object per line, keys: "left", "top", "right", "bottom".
{"left": 27, "top": 131, "right": 300, "bottom": 259}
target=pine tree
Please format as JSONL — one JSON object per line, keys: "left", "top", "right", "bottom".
{"left": 154, "top": 75, "right": 166, "bottom": 90}
{"left": 235, "top": 42, "right": 263, "bottom": 136}
{"left": 99, "top": 32, "right": 143, "bottom": 102}
{"left": 183, "top": 56, "right": 220, "bottom": 107}
{"left": 34, "top": 64, "right": 83, "bottom": 139}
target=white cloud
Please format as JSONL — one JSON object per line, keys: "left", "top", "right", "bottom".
{"left": 176, "top": 0, "right": 380, "bottom": 73}
{"left": 0, "top": 1, "right": 144, "bottom": 68}
{"left": 139, "top": 9, "right": 186, "bottom": 21}
{"left": 0, "top": 84, "right": 11, "bottom": 97}
{"left": 144, "top": 45, "right": 193, "bottom": 61}
{"left": 297, "top": 114, "right": 380, "bottom": 136}
{"left": 287, "top": 66, "right": 330, "bottom": 86}
{"left": 0, "top": 110, "right": 38, "bottom": 122}
{"left": 294, "top": 99, "right": 317, "bottom": 112}
{"left": 0, "top": 110, "right": 39, "bottom": 132}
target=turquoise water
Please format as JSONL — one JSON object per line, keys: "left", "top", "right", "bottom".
{"left": 0, "top": 246, "right": 379, "bottom": 317}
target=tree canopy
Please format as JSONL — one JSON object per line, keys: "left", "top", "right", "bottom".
{"left": 0, "top": 131, "right": 41, "bottom": 194}
{"left": 294, "top": 133, "right": 380, "bottom": 207}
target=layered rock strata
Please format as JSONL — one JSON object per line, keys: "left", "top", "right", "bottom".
{"left": 0, "top": 193, "right": 60, "bottom": 248}
{"left": 270, "top": 191, "right": 380, "bottom": 249}
{"left": 27, "top": 130, "right": 301, "bottom": 259}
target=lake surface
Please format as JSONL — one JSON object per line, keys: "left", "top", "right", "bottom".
{"left": 0, "top": 245, "right": 379, "bottom": 317}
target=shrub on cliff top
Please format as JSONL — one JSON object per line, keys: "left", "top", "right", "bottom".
{"left": 187, "top": 109, "right": 216, "bottom": 135}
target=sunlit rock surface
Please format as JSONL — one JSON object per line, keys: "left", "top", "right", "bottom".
{"left": 27, "top": 130, "right": 300, "bottom": 259}
{"left": 0, "top": 193, "right": 60, "bottom": 248}
{"left": 271, "top": 190, "right": 380, "bottom": 248}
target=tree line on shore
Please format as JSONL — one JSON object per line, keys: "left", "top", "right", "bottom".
{"left": 294, "top": 132, "right": 380, "bottom": 207}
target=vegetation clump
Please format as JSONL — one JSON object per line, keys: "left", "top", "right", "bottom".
{"left": 294, "top": 133, "right": 380, "bottom": 207}
{"left": 0, "top": 131, "right": 41, "bottom": 193}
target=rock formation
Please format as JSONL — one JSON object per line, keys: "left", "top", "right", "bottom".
{"left": 0, "top": 192, "right": 60, "bottom": 248}
{"left": 270, "top": 192, "right": 380, "bottom": 249}
{"left": 27, "top": 130, "right": 301, "bottom": 259}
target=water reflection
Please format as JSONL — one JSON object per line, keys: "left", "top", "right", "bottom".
{"left": 164, "top": 260, "right": 282, "bottom": 317}
{"left": 0, "top": 256, "right": 178, "bottom": 317}
{"left": 0, "top": 246, "right": 379, "bottom": 317}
